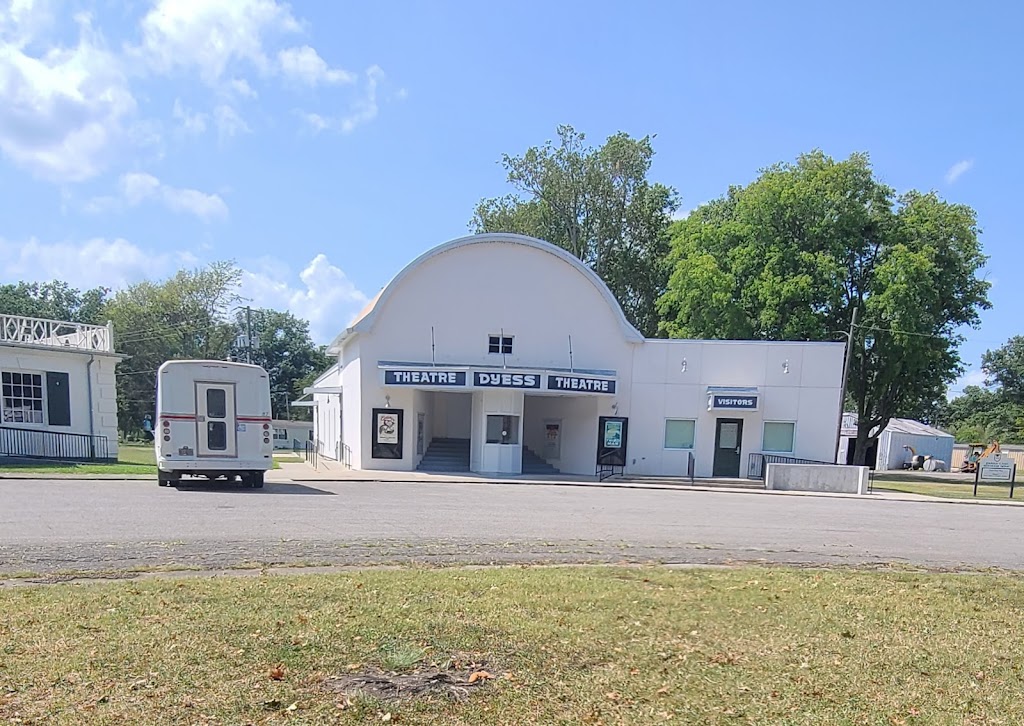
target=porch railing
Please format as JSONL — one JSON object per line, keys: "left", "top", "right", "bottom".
{"left": 0, "top": 426, "right": 110, "bottom": 462}
{"left": 747, "top": 452, "right": 835, "bottom": 480}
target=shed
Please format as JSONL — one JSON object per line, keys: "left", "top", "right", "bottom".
{"left": 876, "top": 418, "right": 955, "bottom": 471}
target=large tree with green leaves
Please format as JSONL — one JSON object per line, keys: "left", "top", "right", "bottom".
{"left": 0, "top": 281, "right": 109, "bottom": 324}
{"left": 229, "top": 308, "right": 331, "bottom": 420}
{"left": 658, "top": 151, "right": 991, "bottom": 464}
{"left": 938, "top": 336, "right": 1024, "bottom": 444}
{"left": 105, "top": 262, "right": 242, "bottom": 434}
{"left": 471, "top": 125, "right": 679, "bottom": 336}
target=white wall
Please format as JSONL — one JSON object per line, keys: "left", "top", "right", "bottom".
{"left": 272, "top": 420, "right": 312, "bottom": 449}
{"left": 431, "top": 392, "right": 471, "bottom": 439}
{"left": 522, "top": 395, "right": 601, "bottom": 476}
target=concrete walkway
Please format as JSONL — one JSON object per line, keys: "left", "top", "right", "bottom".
{"left": 3, "top": 459, "right": 1023, "bottom": 508}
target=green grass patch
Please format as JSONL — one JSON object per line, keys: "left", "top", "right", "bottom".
{"left": 874, "top": 479, "right": 1020, "bottom": 500}
{"left": 0, "top": 442, "right": 279, "bottom": 475}
{"left": 3, "top": 566, "right": 1024, "bottom": 724}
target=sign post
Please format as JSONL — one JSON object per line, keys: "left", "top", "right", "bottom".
{"left": 975, "top": 452, "right": 1017, "bottom": 497}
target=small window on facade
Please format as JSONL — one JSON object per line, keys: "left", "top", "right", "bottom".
{"left": 485, "top": 415, "right": 520, "bottom": 444}
{"left": 273, "top": 428, "right": 288, "bottom": 440}
{"left": 762, "top": 422, "right": 795, "bottom": 453}
{"left": 488, "top": 335, "right": 513, "bottom": 354}
{"left": 664, "top": 419, "right": 696, "bottom": 449}
{"left": 206, "top": 388, "right": 227, "bottom": 418}
{"left": 1, "top": 371, "right": 44, "bottom": 424}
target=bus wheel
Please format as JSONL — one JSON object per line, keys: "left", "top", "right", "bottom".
{"left": 251, "top": 471, "right": 265, "bottom": 489}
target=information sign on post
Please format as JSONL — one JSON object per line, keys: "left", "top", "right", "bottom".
{"left": 974, "top": 452, "right": 1018, "bottom": 498}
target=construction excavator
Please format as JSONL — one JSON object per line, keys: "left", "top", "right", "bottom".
{"left": 960, "top": 441, "right": 1001, "bottom": 474}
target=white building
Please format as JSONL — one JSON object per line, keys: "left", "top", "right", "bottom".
{"left": 0, "top": 314, "right": 122, "bottom": 460}
{"left": 839, "top": 414, "right": 954, "bottom": 470}
{"left": 309, "top": 234, "right": 845, "bottom": 478}
{"left": 271, "top": 419, "right": 313, "bottom": 450}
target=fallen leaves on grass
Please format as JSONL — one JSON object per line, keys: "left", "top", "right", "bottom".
{"left": 467, "top": 670, "right": 493, "bottom": 684}
{"left": 268, "top": 664, "right": 285, "bottom": 681}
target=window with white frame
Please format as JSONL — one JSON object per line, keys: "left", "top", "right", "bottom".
{"left": 664, "top": 419, "right": 696, "bottom": 449}
{"left": 762, "top": 421, "right": 795, "bottom": 453}
{"left": 273, "top": 428, "right": 288, "bottom": 440}
{"left": 1, "top": 371, "right": 44, "bottom": 424}
{"left": 488, "top": 335, "right": 513, "bottom": 355}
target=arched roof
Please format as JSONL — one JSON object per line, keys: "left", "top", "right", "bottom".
{"left": 328, "top": 233, "right": 643, "bottom": 353}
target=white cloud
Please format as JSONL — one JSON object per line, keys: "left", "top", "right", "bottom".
{"left": 947, "top": 368, "right": 988, "bottom": 399}
{"left": 229, "top": 77, "right": 257, "bottom": 98}
{"left": 213, "top": 103, "right": 249, "bottom": 141}
{"left": 0, "top": 10, "right": 138, "bottom": 181}
{"left": 86, "top": 172, "right": 228, "bottom": 221}
{"left": 299, "top": 65, "right": 385, "bottom": 134}
{"left": 0, "top": 235, "right": 181, "bottom": 289}
{"left": 240, "top": 254, "right": 368, "bottom": 342}
{"left": 945, "top": 159, "right": 974, "bottom": 185}
{"left": 135, "top": 0, "right": 301, "bottom": 86}
{"left": 172, "top": 98, "right": 207, "bottom": 135}
{"left": 278, "top": 45, "right": 354, "bottom": 86}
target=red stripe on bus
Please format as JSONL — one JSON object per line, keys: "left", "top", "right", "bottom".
{"left": 160, "top": 414, "right": 196, "bottom": 419}
{"left": 237, "top": 416, "right": 272, "bottom": 422}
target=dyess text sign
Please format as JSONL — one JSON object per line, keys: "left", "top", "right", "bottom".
{"left": 474, "top": 372, "right": 541, "bottom": 389}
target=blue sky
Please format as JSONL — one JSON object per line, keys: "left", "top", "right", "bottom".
{"left": 1, "top": 1, "right": 1019, "bottom": 394}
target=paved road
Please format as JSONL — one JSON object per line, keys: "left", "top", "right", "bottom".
{"left": 2, "top": 478, "right": 1024, "bottom": 575}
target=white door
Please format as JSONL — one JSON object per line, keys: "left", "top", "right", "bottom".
{"left": 196, "top": 382, "right": 237, "bottom": 457}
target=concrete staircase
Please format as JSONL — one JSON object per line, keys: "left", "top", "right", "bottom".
{"left": 522, "top": 446, "right": 560, "bottom": 475}
{"left": 417, "top": 438, "right": 470, "bottom": 472}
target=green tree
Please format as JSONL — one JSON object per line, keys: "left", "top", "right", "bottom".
{"left": 471, "top": 125, "right": 679, "bottom": 336}
{"left": 105, "top": 262, "right": 242, "bottom": 435}
{"left": 659, "top": 151, "right": 991, "bottom": 464}
{"left": 981, "top": 335, "right": 1024, "bottom": 404}
{"left": 229, "top": 308, "right": 331, "bottom": 420}
{"left": 0, "top": 281, "right": 109, "bottom": 324}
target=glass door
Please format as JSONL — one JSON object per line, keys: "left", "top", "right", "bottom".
{"left": 196, "top": 382, "right": 237, "bottom": 457}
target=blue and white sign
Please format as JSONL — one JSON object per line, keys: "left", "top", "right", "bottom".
{"left": 709, "top": 394, "right": 759, "bottom": 411}
{"left": 384, "top": 369, "right": 467, "bottom": 386}
{"left": 547, "top": 374, "right": 617, "bottom": 394}
{"left": 474, "top": 371, "right": 541, "bottom": 389}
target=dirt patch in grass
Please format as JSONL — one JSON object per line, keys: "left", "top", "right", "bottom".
{"left": 324, "top": 665, "right": 497, "bottom": 703}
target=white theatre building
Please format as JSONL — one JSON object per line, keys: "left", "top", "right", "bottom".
{"left": 309, "top": 234, "right": 845, "bottom": 478}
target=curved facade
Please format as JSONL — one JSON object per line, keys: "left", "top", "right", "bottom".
{"left": 312, "top": 234, "right": 845, "bottom": 478}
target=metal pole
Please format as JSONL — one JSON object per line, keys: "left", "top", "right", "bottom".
{"left": 833, "top": 307, "right": 859, "bottom": 463}
{"left": 431, "top": 326, "right": 436, "bottom": 366}
{"left": 245, "top": 306, "right": 253, "bottom": 364}
{"left": 568, "top": 334, "right": 574, "bottom": 373}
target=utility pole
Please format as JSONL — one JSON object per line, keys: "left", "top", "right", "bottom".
{"left": 833, "top": 307, "right": 859, "bottom": 463}
{"left": 243, "top": 305, "right": 251, "bottom": 362}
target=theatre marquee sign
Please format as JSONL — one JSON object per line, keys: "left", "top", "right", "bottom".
{"left": 380, "top": 367, "right": 616, "bottom": 395}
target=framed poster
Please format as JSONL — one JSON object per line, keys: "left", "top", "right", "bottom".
{"left": 597, "top": 416, "right": 628, "bottom": 467}
{"left": 371, "top": 408, "right": 404, "bottom": 459}
{"left": 543, "top": 419, "right": 561, "bottom": 460}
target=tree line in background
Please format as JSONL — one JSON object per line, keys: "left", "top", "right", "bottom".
{"left": 1, "top": 267, "right": 330, "bottom": 438}
{"left": 474, "top": 127, "right": 998, "bottom": 463}
{"left": 3, "top": 128, "right": 1011, "bottom": 456}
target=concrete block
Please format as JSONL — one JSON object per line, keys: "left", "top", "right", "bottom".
{"left": 765, "top": 463, "right": 869, "bottom": 495}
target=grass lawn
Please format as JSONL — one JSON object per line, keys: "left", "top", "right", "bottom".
{"left": 873, "top": 479, "right": 1021, "bottom": 500}
{"left": 4, "top": 566, "right": 1024, "bottom": 724}
{"left": 0, "top": 443, "right": 280, "bottom": 475}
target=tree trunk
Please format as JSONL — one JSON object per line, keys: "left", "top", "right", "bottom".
{"left": 850, "top": 424, "right": 875, "bottom": 467}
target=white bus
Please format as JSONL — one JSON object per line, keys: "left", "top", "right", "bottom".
{"left": 155, "top": 360, "right": 274, "bottom": 488}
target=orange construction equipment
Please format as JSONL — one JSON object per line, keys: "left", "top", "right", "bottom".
{"left": 961, "top": 441, "right": 1001, "bottom": 474}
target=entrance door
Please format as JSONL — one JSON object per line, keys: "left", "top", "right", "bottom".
{"left": 713, "top": 418, "right": 743, "bottom": 477}
{"left": 196, "top": 382, "right": 237, "bottom": 457}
